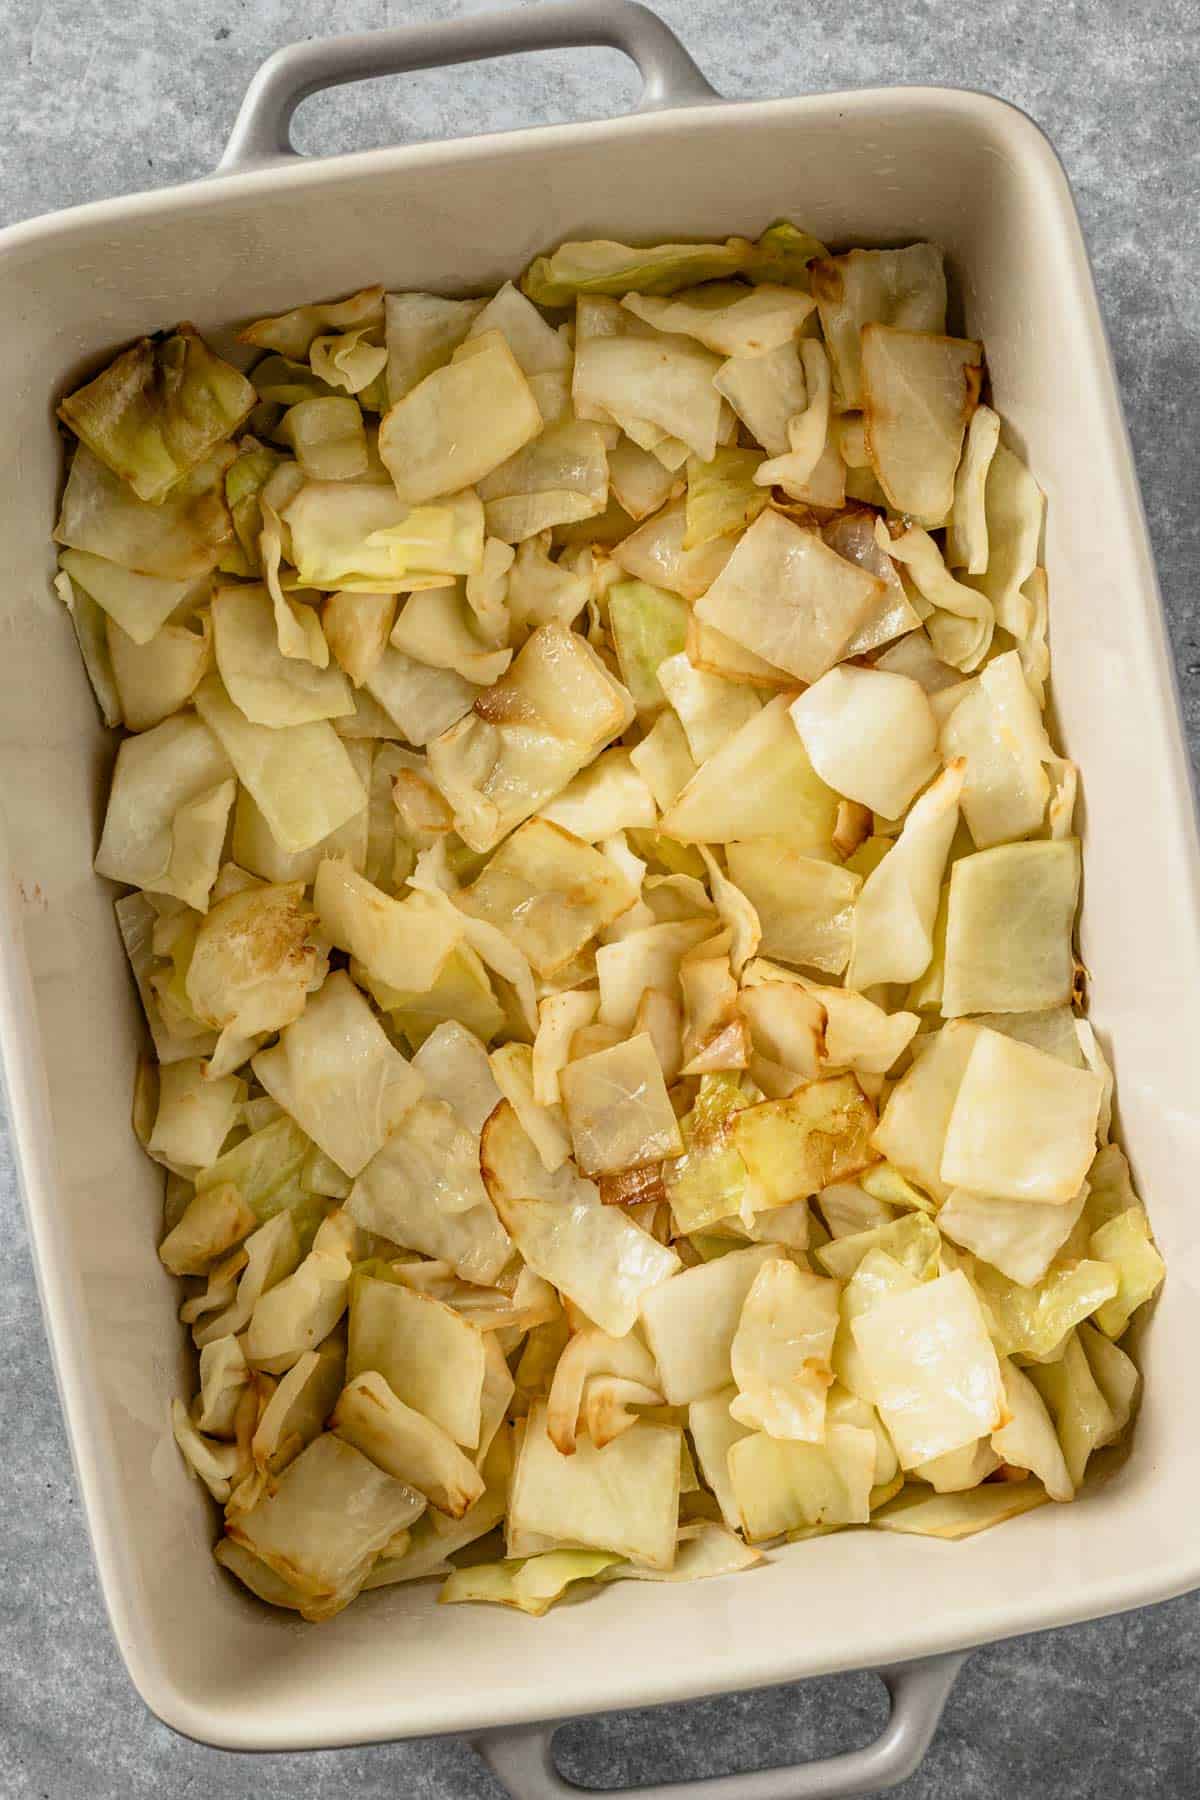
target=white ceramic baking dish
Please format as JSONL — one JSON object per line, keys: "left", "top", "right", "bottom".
{"left": 2, "top": 5, "right": 1198, "bottom": 1795}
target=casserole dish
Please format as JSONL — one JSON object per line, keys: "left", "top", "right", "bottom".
{"left": 2, "top": 4, "right": 1197, "bottom": 1794}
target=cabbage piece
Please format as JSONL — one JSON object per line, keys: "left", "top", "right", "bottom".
{"left": 940, "top": 649, "right": 1055, "bottom": 847}
{"left": 309, "top": 328, "right": 388, "bottom": 397}
{"left": 595, "top": 918, "right": 714, "bottom": 1030}
{"left": 241, "top": 285, "right": 384, "bottom": 359}
{"left": 664, "top": 1072, "right": 760, "bottom": 1231}
{"left": 1089, "top": 1206, "right": 1165, "bottom": 1338}
{"left": 284, "top": 482, "right": 484, "bottom": 592}
{"left": 410, "top": 1019, "right": 501, "bottom": 1134}
{"left": 818, "top": 1213, "right": 941, "bottom": 1283}
{"left": 147, "top": 1057, "right": 243, "bottom": 1173}
{"left": 379, "top": 331, "right": 541, "bottom": 505}
{"left": 59, "top": 324, "right": 256, "bottom": 503}
{"left": 389, "top": 586, "right": 510, "bottom": 687}
{"left": 313, "top": 860, "right": 462, "bottom": 992}
{"left": 630, "top": 713, "right": 698, "bottom": 813}
{"left": 348, "top": 1274, "right": 486, "bottom": 1448}
{"left": 971, "top": 1006, "right": 1085, "bottom": 1068}
{"left": 559, "top": 1032, "right": 683, "bottom": 1176}
{"left": 531, "top": 993, "right": 599, "bottom": 1110}
{"left": 94, "top": 711, "right": 233, "bottom": 896}
{"left": 819, "top": 1183, "right": 894, "bottom": 1238}
{"left": 477, "top": 419, "right": 609, "bottom": 543}
{"left": 211, "top": 584, "right": 352, "bottom": 726}
{"left": 465, "top": 536, "right": 514, "bottom": 641}
{"left": 193, "top": 1210, "right": 302, "bottom": 1347}
{"left": 159, "top": 1181, "right": 255, "bottom": 1277}
{"left": 490, "top": 1041, "right": 572, "bottom": 1173}
{"left": 106, "top": 609, "right": 212, "bottom": 732}
{"left": 572, "top": 331, "right": 723, "bottom": 463}
{"left": 171, "top": 1399, "right": 242, "bottom": 1502}
{"left": 231, "top": 741, "right": 370, "bottom": 887}
{"left": 946, "top": 403, "right": 1000, "bottom": 572}
{"left": 439, "top": 1549, "right": 619, "bottom": 1616}
{"left": 938, "top": 1185, "right": 1087, "bottom": 1287}
{"left": 252, "top": 971, "right": 423, "bottom": 1176}
{"left": 639, "top": 1243, "right": 785, "bottom": 1404}
{"left": 879, "top": 522, "right": 994, "bottom": 673}
{"left": 684, "top": 447, "right": 768, "bottom": 548}
{"left": 623, "top": 284, "right": 815, "bottom": 357}
{"left": 728, "top": 1423, "right": 876, "bottom": 1540}
{"left": 183, "top": 880, "right": 317, "bottom": 1041}
{"left": 55, "top": 444, "right": 233, "bottom": 580}
{"left": 322, "top": 591, "right": 396, "bottom": 687}
{"left": 739, "top": 977, "right": 825, "bottom": 1083}
{"left": 1027, "top": 1333, "right": 1115, "bottom": 1489}
{"left": 481, "top": 1104, "right": 679, "bottom": 1333}
{"left": 194, "top": 1110, "right": 311, "bottom": 1217}
{"left": 790, "top": 667, "right": 939, "bottom": 821}
{"left": 607, "top": 580, "right": 689, "bottom": 716}
{"left": 964, "top": 442, "right": 1045, "bottom": 637}
{"left": 941, "top": 1028, "right": 1103, "bottom": 1203}
{"left": 505, "top": 534, "right": 589, "bottom": 638}
{"left": 596, "top": 1521, "right": 762, "bottom": 1584}
{"left": 366, "top": 1424, "right": 511, "bottom": 1586}
{"left": 521, "top": 222, "right": 824, "bottom": 306}
{"left": 831, "top": 1245, "right": 921, "bottom": 1401}
{"left": 538, "top": 750, "right": 657, "bottom": 843}
{"left": 194, "top": 674, "right": 365, "bottom": 853}
{"left": 796, "top": 979, "right": 919, "bottom": 1078}
{"left": 453, "top": 818, "right": 636, "bottom": 979}
{"left": 326, "top": 1372, "right": 484, "bottom": 1519}
{"left": 811, "top": 245, "right": 946, "bottom": 410}
{"left": 58, "top": 548, "right": 201, "bottom": 647}
{"left": 195, "top": 1334, "right": 249, "bottom": 1438}
{"left": 729, "top": 1260, "right": 839, "bottom": 1441}
{"left": 696, "top": 510, "right": 882, "bottom": 685}
{"left": 1078, "top": 1322, "right": 1139, "bottom": 1434}
{"left": 465, "top": 280, "right": 571, "bottom": 377}
{"left": 818, "top": 514, "right": 921, "bottom": 661}
{"left": 685, "top": 615, "right": 792, "bottom": 690}
{"left": 678, "top": 940, "right": 748, "bottom": 1075}
{"left": 250, "top": 1336, "right": 349, "bottom": 1477}
{"left": 871, "top": 1479, "right": 1049, "bottom": 1539}
{"left": 846, "top": 760, "right": 963, "bottom": 991}
{"left": 752, "top": 340, "right": 837, "bottom": 501}
{"left": 349, "top": 1097, "right": 511, "bottom": 1285}
{"left": 727, "top": 841, "right": 860, "bottom": 976}
{"left": 991, "top": 1361, "right": 1073, "bottom": 1501}
{"left": 279, "top": 396, "right": 368, "bottom": 480}
{"left": 871, "top": 1020, "right": 979, "bottom": 1200}
{"left": 687, "top": 1389, "right": 753, "bottom": 1530}
{"left": 608, "top": 438, "right": 678, "bottom": 521}
{"left": 713, "top": 340, "right": 809, "bottom": 457}
{"left": 363, "top": 643, "right": 479, "bottom": 746}
{"left": 509, "top": 1399, "right": 680, "bottom": 1570}
{"left": 912, "top": 1439, "right": 1000, "bottom": 1494}
{"left": 428, "top": 622, "right": 634, "bottom": 854}
{"left": 861, "top": 327, "right": 982, "bottom": 525}
{"left": 657, "top": 654, "right": 763, "bottom": 765}
{"left": 941, "top": 839, "right": 1079, "bottom": 1017}
{"left": 610, "top": 497, "right": 735, "bottom": 600}
{"left": 851, "top": 1270, "right": 1004, "bottom": 1468}
{"left": 244, "top": 1211, "right": 355, "bottom": 1374}
{"left": 546, "top": 1328, "right": 662, "bottom": 1456}
{"left": 384, "top": 292, "right": 486, "bottom": 403}
{"left": 1015, "top": 565, "right": 1050, "bottom": 708}
{"left": 731, "top": 1076, "right": 877, "bottom": 1208}
{"left": 660, "top": 695, "right": 839, "bottom": 849}
{"left": 964, "top": 1251, "right": 1118, "bottom": 1363}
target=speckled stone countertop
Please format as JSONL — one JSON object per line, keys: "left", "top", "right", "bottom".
{"left": 2, "top": 2, "right": 1198, "bottom": 1795}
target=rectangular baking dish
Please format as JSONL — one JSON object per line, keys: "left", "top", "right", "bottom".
{"left": 2, "top": 5, "right": 1198, "bottom": 1794}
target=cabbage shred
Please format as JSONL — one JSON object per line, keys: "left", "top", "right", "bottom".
{"left": 53, "top": 227, "right": 1163, "bottom": 1623}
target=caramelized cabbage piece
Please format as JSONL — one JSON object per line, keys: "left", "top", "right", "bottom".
{"left": 453, "top": 818, "right": 636, "bottom": 978}
{"left": 559, "top": 1032, "right": 684, "bottom": 1175}
{"left": 59, "top": 324, "right": 256, "bottom": 503}
{"left": 56, "top": 444, "right": 233, "bottom": 579}
{"left": 811, "top": 244, "right": 946, "bottom": 409}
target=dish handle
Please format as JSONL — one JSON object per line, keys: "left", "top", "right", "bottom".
{"left": 216, "top": 0, "right": 719, "bottom": 174}
{"left": 470, "top": 1651, "right": 967, "bottom": 1800}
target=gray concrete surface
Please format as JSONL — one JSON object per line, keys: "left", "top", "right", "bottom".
{"left": 1, "top": 1, "right": 1198, "bottom": 1794}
